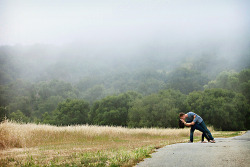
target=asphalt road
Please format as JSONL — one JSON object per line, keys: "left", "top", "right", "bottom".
{"left": 136, "top": 131, "right": 250, "bottom": 167}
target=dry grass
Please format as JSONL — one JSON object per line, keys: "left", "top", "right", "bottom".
{"left": 0, "top": 120, "right": 191, "bottom": 149}
{"left": 0, "top": 120, "right": 243, "bottom": 167}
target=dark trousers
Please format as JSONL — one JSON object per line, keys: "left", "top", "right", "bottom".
{"left": 199, "top": 121, "right": 214, "bottom": 140}
{"left": 190, "top": 122, "right": 212, "bottom": 142}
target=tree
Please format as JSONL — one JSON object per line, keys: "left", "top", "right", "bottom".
{"left": 41, "top": 112, "right": 52, "bottom": 124}
{"left": 8, "top": 96, "right": 33, "bottom": 117}
{"left": 137, "top": 78, "right": 165, "bottom": 95}
{"left": 82, "top": 85, "right": 104, "bottom": 103}
{"left": 128, "top": 89, "right": 186, "bottom": 128}
{"left": 37, "top": 96, "right": 64, "bottom": 117}
{"left": 204, "top": 69, "right": 250, "bottom": 103}
{"left": 204, "top": 71, "right": 240, "bottom": 92}
{"left": 167, "top": 68, "right": 209, "bottom": 94}
{"left": 9, "top": 110, "right": 30, "bottom": 123}
{"left": 0, "top": 107, "right": 8, "bottom": 122}
{"left": 239, "top": 69, "right": 250, "bottom": 103}
{"left": 37, "top": 80, "right": 78, "bottom": 100}
{"left": 90, "top": 92, "right": 141, "bottom": 126}
{"left": 54, "top": 99, "right": 90, "bottom": 125}
{"left": 186, "top": 89, "right": 249, "bottom": 130}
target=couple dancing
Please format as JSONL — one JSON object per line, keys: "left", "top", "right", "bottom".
{"left": 179, "top": 112, "right": 216, "bottom": 143}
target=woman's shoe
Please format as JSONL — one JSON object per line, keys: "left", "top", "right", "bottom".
{"left": 210, "top": 140, "right": 216, "bottom": 143}
{"left": 201, "top": 141, "right": 207, "bottom": 143}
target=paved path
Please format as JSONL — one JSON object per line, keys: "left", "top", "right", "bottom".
{"left": 137, "top": 131, "right": 250, "bottom": 167}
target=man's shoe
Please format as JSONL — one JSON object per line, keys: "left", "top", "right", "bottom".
{"left": 188, "top": 141, "right": 193, "bottom": 143}
{"left": 201, "top": 141, "right": 207, "bottom": 143}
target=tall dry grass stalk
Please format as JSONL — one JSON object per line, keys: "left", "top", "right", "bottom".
{"left": 0, "top": 120, "right": 192, "bottom": 150}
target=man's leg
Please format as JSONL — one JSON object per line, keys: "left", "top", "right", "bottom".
{"left": 200, "top": 121, "right": 214, "bottom": 140}
{"left": 190, "top": 126, "right": 195, "bottom": 142}
{"left": 194, "top": 123, "right": 210, "bottom": 141}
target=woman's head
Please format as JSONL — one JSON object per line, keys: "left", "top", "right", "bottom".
{"left": 179, "top": 119, "right": 185, "bottom": 128}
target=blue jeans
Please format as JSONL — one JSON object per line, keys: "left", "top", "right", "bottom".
{"left": 190, "top": 123, "right": 211, "bottom": 142}
{"left": 199, "top": 121, "right": 214, "bottom": 140}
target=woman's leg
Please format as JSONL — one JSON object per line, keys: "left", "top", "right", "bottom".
{"left": 194, "top": 123, "right": 211, "bottom": 141}
{"left": 200, "top": 121, "right": 214, "bottom": 140}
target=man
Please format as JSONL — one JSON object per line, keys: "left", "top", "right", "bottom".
{"left": 179, "top": 112, "right": 216, "bottom": 143}
{"left": 179, "top": 119, "right": 210, "bottom": 143}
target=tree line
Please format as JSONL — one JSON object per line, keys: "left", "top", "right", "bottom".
{"left": 33, "top": 88, "right": 250, "bottom": 130}
{"left": 1, "top": 68, "right": 249, "bottom": 130}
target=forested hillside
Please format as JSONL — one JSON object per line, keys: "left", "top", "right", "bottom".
{"left": 0, "top": 45, "right": 250, "bottom": 130}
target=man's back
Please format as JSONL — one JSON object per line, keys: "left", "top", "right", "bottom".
{"left": 186, "top": 112, "right": 203, "bottom": 123}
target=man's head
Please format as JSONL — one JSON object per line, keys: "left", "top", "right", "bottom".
{"left": 179, "top": 112, "right": 187, "bottom": 120}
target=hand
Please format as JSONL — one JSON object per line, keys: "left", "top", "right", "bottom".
{"left": 180, "top": 119, "right": 186, "bottom": 124}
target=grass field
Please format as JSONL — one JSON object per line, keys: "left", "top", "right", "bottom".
{"left": 0, "top": 120, "right": 244, "bottom": 167}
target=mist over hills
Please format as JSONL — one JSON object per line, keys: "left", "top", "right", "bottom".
{"left": 1, "top": 0, "right": 249, "bottom": 87}
{"left": 1, "top": 42, "right": 249, "bottom": 86}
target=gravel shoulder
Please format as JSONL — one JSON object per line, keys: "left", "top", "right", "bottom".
{"left": 136, "top": 131, "right": 250, "bottom": 167}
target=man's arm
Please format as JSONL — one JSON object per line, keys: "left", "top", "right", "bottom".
{"left": 180, "top": 119, "right": 195, "bottom": 126}
{"left": 193, "top": 115, "right": 199, "bottom": 123}
{"left": 184, "top": 121, "right": 195, "bottom": 126}
{"left": 186, "top": 115, "right": 197, "bottom": 126}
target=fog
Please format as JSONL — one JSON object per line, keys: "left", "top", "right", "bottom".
{"left": 1, "top": 0, "right": 249, "bottom": 45}
{"left": 1, "top": 0, "right": 250, "bottom": 128}
{"left": 0, "top": 0, "right": 250, "bottom": 82}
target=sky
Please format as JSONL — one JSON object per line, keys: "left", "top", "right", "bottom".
{"left": 0, "top": 0, "right": 249, "bottom": 47}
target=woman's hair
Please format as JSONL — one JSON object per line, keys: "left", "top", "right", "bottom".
{"left": 179, "top": 119, "right": 185, "bottom": 128}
